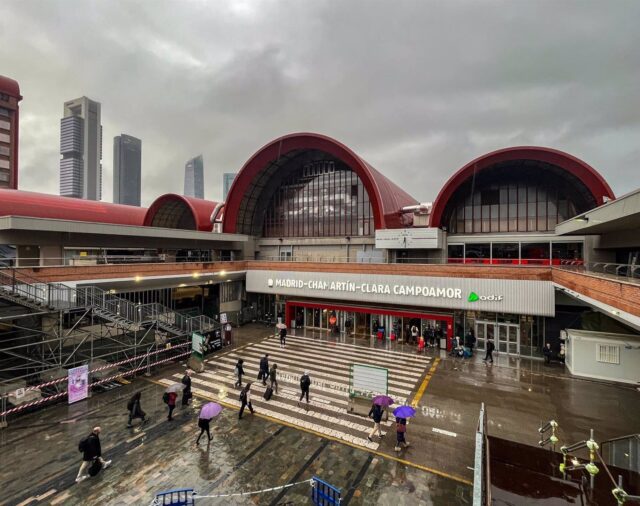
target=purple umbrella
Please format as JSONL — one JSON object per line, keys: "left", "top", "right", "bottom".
{"left": 199, "top": 402, "right": 223, "bottom": 420}
{"left": 372, "top": 395, "right": 394, "bottom": 407}
{"left": 393, "top": 405, "right": 417, "bottom": 418}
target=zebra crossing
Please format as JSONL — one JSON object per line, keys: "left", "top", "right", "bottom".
{"left": 158, "top": 334, "right": 431, "bottom": 450}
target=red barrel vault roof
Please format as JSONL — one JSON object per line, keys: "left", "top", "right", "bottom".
{"left": 429, "top": 146, "right": 615, "bottom": 228}
{"left": 144, "top": 194, "right": 218, "bottom": 232}
{"left": 0, "top": 189, "right": 147, "bottom": 225}
{"left": 223, "top": 132, "right": 418, "bottom": 234}
{"left": 0, "top": 75, "right": 21, "bottom": 97}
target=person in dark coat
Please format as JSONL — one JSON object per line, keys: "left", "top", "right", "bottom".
{"left": 127, "top": 392, "right": 147, "bottom": 428}
{"left": 181, "top": 370, "right": 193, "bottom": 406}
{"left": 259, "top": 354, "right": 269, "bottom": 386}
{"left": 279, "top": 327, "right": 287, "bottom": 348}
{"left": 234, "top": 359, "right": 245, "bottom": 388}
{"left": 367, "top": 403, "right": 384, "bottom": 441}
{"left": 298, "top": 371, "right": 311, "bottom": 405}
{"left": 76, "top": 426, "right": 111, "bottom": 482}
{"left": 483, "top": 338, "right": 495, "bottom": 364}
{"left": 196, "top": 417, "right": 212, "bottom": 445}
{"left": 543, "top": 342, "right": 553, "bottom": 364}
{"left": 269, "top": 364, "right": 278, "bottom": 394}
{"left": 167, "top": 391, "right": 178, "bottom": 421}
{"left": 238, "top": 382, "right": 255, "bottom": 419}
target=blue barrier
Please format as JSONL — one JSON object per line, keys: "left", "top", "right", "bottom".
{"left": 153, "top": 488, "right": 195, "bottom": 505}
{"left": 311, "top": 476, "right": 341, "bottom": 505}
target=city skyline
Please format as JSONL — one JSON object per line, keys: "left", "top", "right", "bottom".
{"left": 59, "top": 96, "right": 102, "bottom": 200}
{"left": 113, "top": 134, "right": 142, "bottom": 206}
{"left": 2, "top": 1, "right": 639, "bottom": 207}
{"left": 222, "top": 172, "right": 236, "bottom": 200}
{"left": 184, "top": 154, "right": 204, "bottom": 200}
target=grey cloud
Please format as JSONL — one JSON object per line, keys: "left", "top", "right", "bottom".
{"left": 1, "top": 0, "right": 638, "bottom": 206}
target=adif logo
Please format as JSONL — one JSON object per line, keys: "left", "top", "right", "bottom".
{"left": 468, "top": 291, "right": 503, "bottom": 302}
{"left": 267, "top": 279, "right": 274, "bottom": 287}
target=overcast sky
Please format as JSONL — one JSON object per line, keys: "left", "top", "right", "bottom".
{"left": 2, "top": 0, "right": 639, "bottom": 206}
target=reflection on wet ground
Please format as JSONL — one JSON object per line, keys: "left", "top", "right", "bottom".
{"left": 0, "top": 380, "right": 471, "bottom": 505}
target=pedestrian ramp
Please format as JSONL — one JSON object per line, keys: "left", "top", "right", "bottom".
{"left": 158, "top": 334, "right": 431, "bottom": 451}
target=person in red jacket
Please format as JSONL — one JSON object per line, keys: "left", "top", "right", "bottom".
{"left": 167, "top": 391, "right": 178, "bottom": 421}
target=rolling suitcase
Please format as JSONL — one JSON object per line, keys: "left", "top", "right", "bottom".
{"left": 263, "top": 386, "right": 273, "bottom": 401}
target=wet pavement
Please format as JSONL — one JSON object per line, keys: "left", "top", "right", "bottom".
{"left": 1, "top": 324, "right": 639, "bottom": 505}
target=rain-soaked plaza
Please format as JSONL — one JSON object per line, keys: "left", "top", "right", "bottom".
{"left": 2, "top": 325, "right": 639, "bottom": 505}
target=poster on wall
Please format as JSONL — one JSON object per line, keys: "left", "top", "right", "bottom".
{"left": 68, "top": 365, "right": 89, "bottom": 404}
{"left": 191, "top": 332, "right": 205, "bottom": 359}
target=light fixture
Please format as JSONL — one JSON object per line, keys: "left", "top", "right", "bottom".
{"left": 219, "top": 270, "right": 226, "bottom": 276}
{"left": 134, "top": 275, "right": 142, "bottom": 282}
{"left": 179, "top": 283, "right": 186, "bottom": 287}
{"left": 575, "top": 216, "right": 589, "bottom": 222}
{"left": 192, "top": 272, "right": 200, "bottom": 278}
{"left": 109, "top": 289, "right": 116, "bottom": 294}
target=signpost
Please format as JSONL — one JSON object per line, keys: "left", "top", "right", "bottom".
{"left": 68, "top": 365, "right": 89, "bottom": 404}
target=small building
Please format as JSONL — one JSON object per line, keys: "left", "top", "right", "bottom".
{"left": 565, "top": 329, "right": 640, "bottom": 385}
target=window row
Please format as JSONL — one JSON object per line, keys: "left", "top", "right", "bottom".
{"left": 447, "top": 241, "right": 583, "bottom": 265}
{"left": 447, "top": 182, "right": 578, "bottom": 233}
{"left": 263, "top": 167, "right": 374, "bottom": 237}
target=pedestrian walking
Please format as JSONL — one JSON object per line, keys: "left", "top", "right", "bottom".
{"left": 196, "top": 418, "right": 212, "bottom": 445}
{"left": 234, "top": 359, "right": 245, "bottom": 388}
{"left": 298, "top": 370, "right": 311, "bottom": 405}
{"left": 76, "top": 427, "right": 111, "bottom": 483}
{"left": 279, "top": 326, "right": 287, "bottom": 348}
{"left": 367, "top": 402, "right": 384, "bottom": 441}
{"left": 410, "top": 325, "right": 419, "bottom": 345}
{"left": 126, "top": 392, "right": 147, "bottom": 428}
{"left": 483, "top": 338, "right": 495, "bottom": 363}
{"left": 465, "top": 329, "right": 476, "bottom": 355}
{"left": 394, "top": 417, "right": 411, "bottom": 452}
{"left": 165, "top": 391, "right": 177, "bottom": 420}
{"left": 268, "top": 363, "right": 278, "bottom": 394}
{"left": 238, "top": 382, "right": 255, "bottom": 419}
{"left": 543, "top": 342, "right": 553, "bottom": 364}
{"left": 259, "top": 354, "right": 269, "bottom": 386}
{"left": 181, "top": 370, "right": 193, "bottom": 406}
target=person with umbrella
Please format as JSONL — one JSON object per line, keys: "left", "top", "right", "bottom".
{"left": 393, "top": 405, "right": 416, "bottom": 452}
{"left": 196, "top": 402, "right": 222, "bottom": 445}
{"left": 234, "top": 358, "right": 245, "bottom": 388}
{"left": 164, "top": 383, "right": 182, "bottom": 421}
{"left": 367, "top": 395, "right": 393, "bottom": 442}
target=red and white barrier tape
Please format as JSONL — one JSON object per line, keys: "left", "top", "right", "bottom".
{"left": 0, "top": 350, "right": 191, "bottom": 418}
{"left": 23, "top": 342, "right": 190, "bottom": 392}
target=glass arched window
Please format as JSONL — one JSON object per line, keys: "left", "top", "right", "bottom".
{"left": 263, "top": 161, "right": 373, "bottom": 237}
{"left": 443, "top": 164, "right": 596, "bottom": 234}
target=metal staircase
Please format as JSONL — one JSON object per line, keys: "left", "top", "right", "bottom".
{"left": 0, "top": 267, "right": 219, "bottom": 337}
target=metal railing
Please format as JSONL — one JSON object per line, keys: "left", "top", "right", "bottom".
{"left": 557, "top": 261, "right": 640, "bottom": 280}
{"left": 473, "top": 403, "right": 490, "bottom": 506}
{"left": 601, "top": 434, "right": 640, "bottom": 474}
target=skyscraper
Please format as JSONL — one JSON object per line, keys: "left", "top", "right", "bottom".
{"left": 0, "top": 75, "right": 22, "bottom": 189}
{"left": 113, "top": 134, "right": 142, "bottom": 206}
{"left": 60, "top": 97, "right": 102, "bottom": 200}
{"left": 223, "top": 172, "right": 236, "bottom": 200}
{"left": 184, "top": 155, "right": 204, "bottom": 199}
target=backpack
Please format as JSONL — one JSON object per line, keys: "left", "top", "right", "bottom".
{"left": 300, "top": 375, "right": 310, "bottom": 389}
{"left": 234, "top": 365, "right": 239, "bottom": 376}
{"left": 239, "top": 389, "right": 247, "bottom": 402}
{"left": 162, "top": 392, "right": 170, "bottom": 404}
{"left": 78, "top": 436, "right": 89, "bottom": 453}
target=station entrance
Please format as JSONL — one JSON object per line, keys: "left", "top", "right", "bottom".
{"left": 285, "top": 300, "right": 453, "bottom": 346}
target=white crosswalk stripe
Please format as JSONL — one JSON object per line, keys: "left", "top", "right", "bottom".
{"left": 159, "top": 335, "right": 427, "bottom": 451}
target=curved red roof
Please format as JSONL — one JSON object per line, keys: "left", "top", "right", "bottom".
{"left": 430, "top": 146, "right": 615, "bottom": 227}
{"left": 223, "top": 132, "right": 418, "bottom": 233}
{"left": 0, "top": 189, "right": 147, "bottom": 225}
{"left": 0, "top": 75, "right": 21, "bottom": 98}
{"left": 144, "top": 194, "right": 218, "bottom": 232}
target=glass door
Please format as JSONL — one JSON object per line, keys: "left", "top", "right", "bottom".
{"left": 508, "top": 324, "right": 519, "bottom": 355}
{"left": 498, "top": 324, "right": 508, "bottom": 353}
{"left": 475, "top": 321, "right": 495, "bottom": 351}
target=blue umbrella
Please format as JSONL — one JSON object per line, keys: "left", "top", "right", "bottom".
{"left": 393, "top": 405, "right": 417, "bottom": 418}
